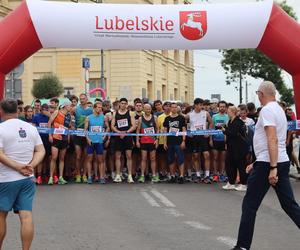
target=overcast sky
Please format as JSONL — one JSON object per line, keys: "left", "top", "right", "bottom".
{"left": 192, "top": 0, "right": 300, "bottom": 106}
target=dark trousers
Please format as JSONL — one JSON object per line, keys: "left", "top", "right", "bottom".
{"left": 226, "top": 148, "right": 247, "bottom": 185}
{"left": 237, "top": 161, "right": 300, "bottom": 249}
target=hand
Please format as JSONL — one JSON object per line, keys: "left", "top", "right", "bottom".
{"left": 164, "top": 143, "right": 168, "bottom": 150}
{"left": 181, "top": 141, "right": 186, "bottom": 150}
{"left": 155, "top": 140, "right": 159, "bottom": 149}
{"left": 209, "top": 140, "right": 213, "bottom": 148}
{"left": 119, "top": 131, "right": 126, "bottom": 139}
{"left": 105, "top": 140, "right": 110, "bottom": 148}
{"left": 87, "top": 138, "right": 92, "bottom": 146}
{"left": 246, "top": 163, "right": 253, "bottom": 174}
{"left": 269, "top": 168, "right": 278, "bottom": 186}
{"left": 18, "top": 165, "right": 33, "bottom": 176}
{"left": 49, "top": 135, "right": 53, "bottom": 144}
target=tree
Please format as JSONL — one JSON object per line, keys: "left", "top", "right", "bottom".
{"left": 221, "top": 1, "right": 296, "bottom": 106}
{"left": 31, "top": 74, "right": 64, "bottom": 99}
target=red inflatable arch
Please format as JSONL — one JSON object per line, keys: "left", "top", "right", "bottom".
{"left": 89, "top": 87, "right": 106, "bottom": 100}
{"left": 0, "top": 0, "right": 300, "bottom": 115}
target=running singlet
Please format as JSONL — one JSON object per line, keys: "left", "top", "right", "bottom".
{"left": 32, "top": 113, "right": 49, "bottom": 139}
{"left": 140, "top": 115, "right": 156, "bottom": 144}
{"left": 53, "top": 111, "right": 71, "bottom": 140}
{"left": 88, "top": 114, "right": 105, "bottom": 144}
{"left": 115, "top": 111, "right": 132, "bottom": 132}
{"left": 189, "top": 110, "right": 207, "bottom": 131}
{"left": 212, "top": 113, "right": 229, "bottom": 141}
{"left": 75, "top": 105, "right": 93, "bottom": 129}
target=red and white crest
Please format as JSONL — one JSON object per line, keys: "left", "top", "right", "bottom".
{"left": 180, "top": 11, "right": 207, "bottom": 41}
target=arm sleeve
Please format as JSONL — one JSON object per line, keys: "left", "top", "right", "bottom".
{"left": 260, "top": 108, "right": 276, "bottom": 127}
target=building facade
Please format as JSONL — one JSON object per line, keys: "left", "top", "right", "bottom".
{"left": 1, "top": 0, "right": 194, "bottom": 104}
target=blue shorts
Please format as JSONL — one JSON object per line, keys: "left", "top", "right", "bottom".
{"left": 87, "top": 143, "right": 104, "bottom": 155}
{"left": 0, "top": 178, "right": 36, "bottom": 213}
{"left": 167, "top": 144, "right": 184, "bottom": 165}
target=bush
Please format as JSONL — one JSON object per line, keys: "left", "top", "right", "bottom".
{"left": 31, "top": 74, "right": 64, "bottom": 99}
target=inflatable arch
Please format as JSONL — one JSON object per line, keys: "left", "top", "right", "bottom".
{"left": 89, "top": 87, "right": 106, "bottom": 100}
{"left": 0, "top": 0, "right": 300, "bottom": 114}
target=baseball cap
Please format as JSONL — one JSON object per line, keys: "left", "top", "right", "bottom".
{"left": 61, "top": 100, "right": 71, "bottom": 108}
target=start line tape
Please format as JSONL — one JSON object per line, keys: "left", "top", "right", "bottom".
{"left": 36, "top": 121, "right": 298, "bottom": 137}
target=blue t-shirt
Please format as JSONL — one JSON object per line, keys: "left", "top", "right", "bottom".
{"left": 212, "top": 113, "right": 229, "bottom": 141}
{"left": 75, "top": 105, "right": 93, "bottom": 129}
{"left": 88, "top": 114, "right": 105, "bottom": 144}
{"left": 32, "top": 113, "right": 49, "bottom": 139}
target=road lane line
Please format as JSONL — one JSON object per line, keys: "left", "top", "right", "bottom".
{"left": 151, "top": 189, "right": 176, "bottom": 208}
{"left": 217, "top": 236, "right": 236, "bottom": 248}
{"left": 164, "top": 208, "right": 184, "bottom": 217}
{"left": 140, "top": 191, "right": 160, "bottom": 207}
{"left": 184, "top": 221, "right": 212, "bottom": 231}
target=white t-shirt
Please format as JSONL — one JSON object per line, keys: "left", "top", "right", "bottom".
{"left": 0, "top": 119, "right": 43, "bottom": 183}
{"left": 241, "top": 117, "right": 255, "bottom": 127}
{"left": 253, "top": 101, "right": 289, "bottom": 163}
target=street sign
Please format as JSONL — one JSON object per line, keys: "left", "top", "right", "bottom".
{"left": 82, "top": 58, "right": 90, "bottom": 69}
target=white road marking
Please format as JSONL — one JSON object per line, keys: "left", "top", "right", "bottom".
{"left": 164, "top": 208, "right": 184, "bottom": 217}
{"left": 217, "top": 236, "right": 237, "bottom": 248}
{"left": 140, "top": 191, "right": 160, "bottom": 207}
{"left": 184, "top": 221, "right": 212, "bottom": 231}
{"left": 151, "top": 189, "right": 176, "bottom": 208}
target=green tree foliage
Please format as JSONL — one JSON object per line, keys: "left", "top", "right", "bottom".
{"left": 31, "top": 74, "right": 64, "bottom": 99}
{"left": 221, "top": 1, "right": 296, "bottom": 106}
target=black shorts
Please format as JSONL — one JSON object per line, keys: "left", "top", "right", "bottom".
{"left": 212, "top": 141, "right": 226, "bottom": 151}
{"left": 185, "top": 137, "right": 193, "bottom": 153}
{"left": 157, "top": 144, "right": 166, "bottom": 154}
{"left": 52, "top": 139, "right": 68, "bottom": 150}
{"left": 141, "top": 143, "right": 156, "bottom": 152}
{"left": 73, "top": 135, "right": 87, "bottom": 147}
{"left": 191, "top": 136, "right": 210, "bottom": 153}
{"left": 115, "top": 136, "right": 133, "bottom": 151}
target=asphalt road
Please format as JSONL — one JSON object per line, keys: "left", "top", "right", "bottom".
{"left": 3, "top": 180, "right": 300, "bottom": 250}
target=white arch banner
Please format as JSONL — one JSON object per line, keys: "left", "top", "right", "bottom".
{"left": 27, "top": 0, "right": 273, "bottom": 50}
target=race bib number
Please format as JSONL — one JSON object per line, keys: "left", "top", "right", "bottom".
{"left": 91, "top": 126, "right": 102, "bottom": 133}
{"left": 194, "top": 124, "right": 204, "bottom": 130}
{"left": 144, "top": 127, "right": 155, "bottom": 134}
{"left": 117, "top": 119, "right": 129, "bottom": 128}
{"left": 54, "top": 128, "right": 65, "bottom": 135}
{"left": 77, "top": 128, "right": 85, "bottom": 137}
{"left": 39, "top": 123, "right": 48, "bottom": 128}
{"left": 169, "top": 127, "right": 179, "bottom": 134}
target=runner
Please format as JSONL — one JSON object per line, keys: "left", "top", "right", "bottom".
{"left": 85, "top": 102, "right": 109, "bottom": 184}
{"left": 186, "top": 98, "right": 213, "bottom": 184}
{"left": 0, "top": 99, "right": 45, "bottom": 250}
{"left": 74, "top": 93, "right": 93, "bottom": 183}
{"left": 48, "top": 101, "right": 72, "bottom": 185}
{"left": 136, "top": 103, "right": 160, "bottom": 183}
{"left": 157, "top": 102, "right": 171, "bottom": 181}
{"left": 32, "top": 103, "right": 51, "bottom": 185}
{"left": 163, "top": 102, "right": 186, "bottom": 184}
{"left": 154, "top": 100, "right": 164, "bottom": 117}
{"left": 111, "top": 98, "right": 136, "bottom": 183}
{"left": 211, "top": 101, "right": 229, "bottom": 182}
{"left": 33, "top": 99, "right": 41, "bottom": 115}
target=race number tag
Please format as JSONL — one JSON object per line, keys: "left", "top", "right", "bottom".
{"left": 39, "top": 123, "right": 48, "bottom": 128}
{"left": 91, "top": 126, "right": 102, "bottom": 133}
{"left": 77, "top": 128, "right": 85, "bottom": 137}
{"left": 194, "top": 123, "right": 204, "bottom": 130}
{"left": 144, "top": 127, "right": 155, "bottom": 134}
{"left": 117, "top": 119, "right": 129, "bottom": 128}
{"left": 169, "top": 127, "right": 179, "bottom": 134}
{"left": 54, "top": 128, "right": 65, "bottom": 135}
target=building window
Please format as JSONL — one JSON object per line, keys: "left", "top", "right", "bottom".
{"left": 174, "top": 88, "right": 178, "bottom": 100}
{"left": 147, "top": 80, "right": 154, "bottom": 101}
{"left": 89, "top": 78, "right": 107, "bottom": 98}
{"left": 185, "top": 50, "right": 190, "bottom": 66}
{"left": 157, "top": 90, "right": 161, "bottom": 100}
{"left": 162, "top": 85, "right": 167, "bottom": 100}
{"left": 174, "top": 50, "right": 179, "bottom": 62}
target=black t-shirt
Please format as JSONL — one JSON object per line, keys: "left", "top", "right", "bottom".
{"left": 163, "top": 115, "right": 186, "bottom": 145}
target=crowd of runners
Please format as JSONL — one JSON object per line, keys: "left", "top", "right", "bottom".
{"left": 12, "top": 94, "right": 300, "bottom": 189}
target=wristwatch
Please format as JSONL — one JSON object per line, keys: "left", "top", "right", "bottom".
{"left": 270, "top": 165, "right": 277, "bottom": 170}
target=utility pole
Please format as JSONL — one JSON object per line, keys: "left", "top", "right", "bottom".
{"left": 239, "top": 50, "right": 243, "bottom": 104}
{"left": 245, "top": 81, "right": 248, "bottom": 104}
{"left": 98, "top": 0, "right": 105, "bottom": 92}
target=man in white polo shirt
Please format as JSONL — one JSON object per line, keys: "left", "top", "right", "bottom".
{"left": 0, "top": 99, "right": 45, "bottom": 250}
{"left": 232, "top": 82, "right": 300, "bottom": 250}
